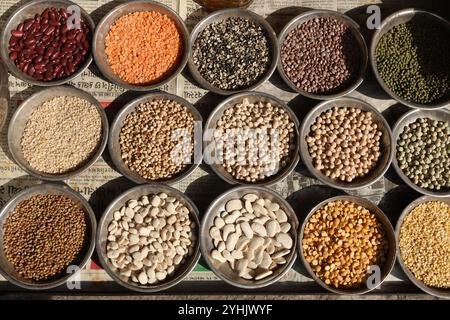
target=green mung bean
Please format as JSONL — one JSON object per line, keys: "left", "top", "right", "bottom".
{"left": 376, "top": 17, "right": 450, "bottom": 105}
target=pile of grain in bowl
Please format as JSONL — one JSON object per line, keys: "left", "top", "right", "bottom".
{"left": 213, "top": 98, "right": 296, "bottom": 183}
{"left": 192, "top": 16, "right": 270, "bottom": 91}
{"left": 302, "top": 200, "right": 389, "bottom": 289}
{"left": 105, "top": 11, "right": 183, "bottom": 85}
{"left": 3, "top": 194, "right": 87, "bottom": 281}
{"left": 306, "top": 106, "right": 383, "bottom": 183}
{"left": 20, "top": 96, "right": 102, "bottom": 174}
{"left": 281, "top": 17, "right": 361, "bottom": 94}
{"left": 399, "top": 201, "right": 450, "bottom": 288}
{"left": 119, "top": 98, "right": 195, "bottom": 181}
{"left": 105, "top": 192, "right": 197, "bottom": 286}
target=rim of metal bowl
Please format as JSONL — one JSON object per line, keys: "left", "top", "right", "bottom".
{"left": 395, "top": 195, "right": 450, "bottom": 299}
{"left": 96, "top": 184, "right": 201, "bottom": 293}
{"left": 370, "top": 8, "right": 450, "bottom": 110}
{"left": 7, "top": 85, "right": 109, "bottom": 181}
{"left": 0, "top": 59, "right": 9, "bottom": 131}
{"left": 200, "top": 185, "right": 299, "bottom": 289}
{"left": 92, "top": 0, "right": 189, "bottom": 91}
{"left": 188, "top": 8, "right": 279, "bottom": 96}
{"left": 0, "top": 0, "right": 94, "bottom": 86}
{"left": 0, "top": 183, "right": 97, "bottom": 290}
{"left": 299, "top": 97, "right": 393, "bottom": 190}
{"left": 203, "top": 91, "right": 300, "bottom": 186}
{"left": 108, "top": 92, "right": 203, "bottom": 185}
{"left": 277, "top": 9, "right": 368, "bottom": 100}
{"left": 391, "top": 108, "right": 450, "bottom": 197}
{"left": 298, "top": 195, "right": 396, "bottom": 295}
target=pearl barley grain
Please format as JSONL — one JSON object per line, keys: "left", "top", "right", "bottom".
{"left": 20, "top": 96, "right": 102, "bottom": 174}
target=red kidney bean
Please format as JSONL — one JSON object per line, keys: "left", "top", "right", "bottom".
{"left": 9, "top": 6, "right": 90, "bottom": 82}
{"left": 11, "top": 30, "right": 24, "bottom": 37}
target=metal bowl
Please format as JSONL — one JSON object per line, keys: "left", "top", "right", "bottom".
{"left": 370, "top": 9, "right": 450, "bottom": 109}
{"left": 277, "top": 10, "right": 368, "bottom": 100}
{"left": 0, "top": 0, "right": 95, "bottom": 86}
{"left": 200, "top": 185, "right": 298, "bottom": 289}
{"left": 299, "top": 97, "right": 393, "bottom": 190}
{"left": 96, "top": 184, "right": 201, "bottom": 292}
{"left": 188, "top": 8, "right": 279, "bottom": 95}
{"left": 92, "top": 0, "right": 189, "bottom": 91}
{"left": 204, "top": 91, "right": 300, "bottom": 186}
{"left": 298, "top": 195, "right": 396, "bottom": 295}
{"left": 108, "top": 92, "right": 202, "bottom": 185}
{"left": 8, "top": 85, "right": 109, "bottom": 181}
{"left": 0, "top": 59, "right": 9, "bottom": 131}
{"left": 0, "top": 183, "right": 96, "bottom": 290}
{"left": 391, "top": 108, "right": 450, "bottom": 197}
{"left": 396, "top": 195, "right": 450, "bottom": 299}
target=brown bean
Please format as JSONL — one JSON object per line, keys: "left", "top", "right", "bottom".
{"left": 17, "top": 23, "right": 24, "bottom": 31}
{"left": 23, "top": 19, "right": 34, "bottom": 31}
{"left": 24, "top": 38, "right": 36, "bottom": 47}
{"left": 44, "top": 26, "right": 55, "bottom": 36}
{"left": 9, "top": 36, "right": 18, "bottom": 46}
{"left": 50, "top": 20, "right": 60, "bottom": 27}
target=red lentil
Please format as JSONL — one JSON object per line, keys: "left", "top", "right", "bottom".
{"left": 105, "top": 11, "right": 183, "bottom": 85}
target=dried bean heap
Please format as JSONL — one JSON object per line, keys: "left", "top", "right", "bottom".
{"left": 306, "top": 106, "right": 382, "bottom": 183}
{"left": 399, "top": 201, "right": 450, "bottom": 288}
{"left": 192, "top": 17, "right": 270, "bottom": 90}
{"left": 302, "top": 200, "right": 389, "bottom": 289}
{"left": 281, "top": 17, "right": 361, "bottom": 94}
{"left": 3, "top": 194, "right": 87, "bottom": 281}
{"left": 8, "top": 7, "right": 91, "bottom": 81}
{"left": 376, "top": 18, "right": 450, "bottom": 104}
{"left": 214, "top": 98, "right": 296, "bottom": 182}
{"left": 397, "top": 118, "right": 449, "bottom": 191}
{"left": 21, "top": 96, "right": 102, "bottom": 174}
{"left": 106, "top": 193, "right": 197, "bottom": 286}
{"left": 209, "top": 194, "right": 294, "bottom": 281}
{"left": 119, "top": 99, "right": 195, "bottom": 181}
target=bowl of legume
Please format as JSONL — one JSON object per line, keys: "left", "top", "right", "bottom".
{"left": 299, "top": 195, "right": 396, "bottom": 295}
{"left": 0, "top": 183, "right": 96, "bottom": 290}
{"left": 277, "top": 10, "right": 368, "bottom": 100}
{"left": 96, "top": 184, "right": 200, "bottom": 292}
{"left": 201, "top": 185, "right": 298, "bottom": 289}
{"left": 92, "top": 0, "right": 189, "bottom": 91}
{"left": 396, "top": 196, "right": 450, "bottom": 299}
{"left": 109, "top": 92, "right": 202, "bottom": 185}
{"left": 0, "top": 0, "right": 94, "bottom": 86}
{"left": 8, "top": 86, "right": 108, "bottom": 181}
{"left": 392, "top": 109, "right": 450, "bottom": 197}
{"left": 188, "top": 8, "right": 278, "bottom": 95}
{"left": 300, "top": 97, "right": 393, "bottom": 190}
{"left": 204, "top": 91, "right": 299, "bottom": 186}
{"left": 371, "top": 9, "right": 450, "bottom": 109}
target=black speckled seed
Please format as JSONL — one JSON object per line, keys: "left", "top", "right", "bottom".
{"left": 192, "top": 17, "right": 270, "bottom": 91}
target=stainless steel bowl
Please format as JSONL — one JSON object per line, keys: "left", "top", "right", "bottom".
{"left": 299, "top": 97, "right": 393, "bottom": 190}
{"left": 298, "top": 195, "right": 396, "bottom": 295}
{"left": 0, "top": 183, "right": 96, "bottom": 290}
{"left": 8, "top": 85, "right": 109, "bottom": 181}
{"left": 396, "top": 195, "right": 450, "bottom": 299}
{"left": 108, "top": 92, "right": 202, "bottom": 185}
{"left": 204, "top": 91, "right": 300, "bottom": 186}
{"left": 277, "top": 10, "right": 368, "bottom": 100}
{"left": 391, "top": 108, "right": 450, "bottom": 197}
{"left": 200, "top": 185, "right": 298, "bottom": 289}
{"left": 370, "top": 9, "right": 450, "bottom": 109}
{"left": 188, "top": 8, "right": 279, "bottom": 95}
{"left": 92, "top": 0, "right": 189, "bottom": 91}
{"left": 0, "top": 0, "right": 95, "bottom": 86}
{"left": 0, "top": 59, "right": 9, "bottom": 131}
{"left": 96, "top": 184, "right": 201, "bottom": 292}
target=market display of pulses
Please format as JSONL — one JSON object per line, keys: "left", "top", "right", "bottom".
{"left": 0, "top": 0, "right": 449, "bottom": 298}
